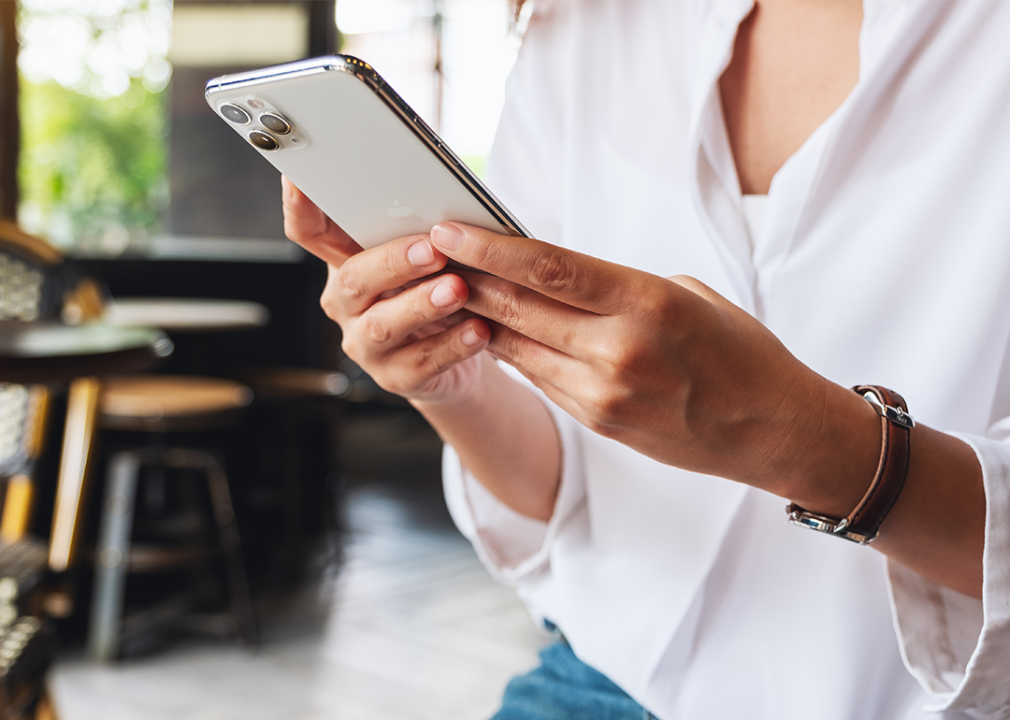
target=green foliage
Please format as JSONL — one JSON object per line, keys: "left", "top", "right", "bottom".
{"left": 18, "top": 78, "right": 168, "bottom": 249}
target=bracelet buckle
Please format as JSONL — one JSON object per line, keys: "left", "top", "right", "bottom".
{"left": 787, "top": 504, "right": 875, "bottom": 544}
{"left": 861, "top": 389, "right": 915, "bottom": 430}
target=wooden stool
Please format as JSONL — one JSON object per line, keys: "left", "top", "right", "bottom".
{"left": 88, "top": 376, "right": 257, "bottom": 661}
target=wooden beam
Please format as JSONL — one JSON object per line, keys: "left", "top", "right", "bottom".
{"left": 307, "top": 0, "right": 337, "bottom": 56}
{"left": 0, "top": 0, "right": 18, "bottom": 220}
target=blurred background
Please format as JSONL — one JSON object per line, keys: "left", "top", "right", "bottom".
{"left": 0, "top": 1, "right": 548, "bottom": 718}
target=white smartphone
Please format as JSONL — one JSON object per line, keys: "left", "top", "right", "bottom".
{"left": 205, "top": 55, "right": 529, "bottom": 250}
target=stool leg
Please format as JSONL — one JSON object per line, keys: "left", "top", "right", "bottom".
{"left": 205, "top": 458, "right": 258, "bottom": 645}
{"left": 88, "top": 451, "right": 141, "bottom": 661}
{"left": 164, "top": 449, "right": 258, "bottom": 645}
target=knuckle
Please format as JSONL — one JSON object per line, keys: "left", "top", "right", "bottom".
{"left": 494, "top": 328, "right": 526, "bottom": 363}
{"left": 486, "top": 284, "right": 527, "bottom": 332}
{"left": 362, "top": 313, "right": 393, "bottom": 345}
{"left": 594, "top": 333, "right": 642, "bottom": 381}
{"left": 336, "top": 267, "right": 368, "bottom": 302}
{"left": 584, "top": 380, "right": 634, "bottom": 428}
{"left": 530, "top": 248, "right": 579, "bottom": 294}
{"left": 468, "top": 234, "right": 497, "bottom": 270}
{"left": 412, "top": 346, "right": 443, "bottom": 378}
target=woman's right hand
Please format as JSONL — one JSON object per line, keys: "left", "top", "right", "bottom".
{"left": 281, "top": 176, "right": 491, "bottom": 403}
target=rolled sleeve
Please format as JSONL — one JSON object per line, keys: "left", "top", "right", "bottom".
{"left": 887, "top": 431, "right": 1010, "bottom": 718}
{"left": 442, "top": 370, "right": 586, "bottom": 585}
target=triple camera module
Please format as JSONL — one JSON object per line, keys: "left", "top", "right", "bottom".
{"left": 220, "top": 102, "right": 294, "bottom": 152}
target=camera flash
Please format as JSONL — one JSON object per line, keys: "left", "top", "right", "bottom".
{"left": 248, "top": 98, "right": 264, "bottom": 109}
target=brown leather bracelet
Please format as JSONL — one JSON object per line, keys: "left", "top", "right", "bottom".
{"left": 787, "top": 385, "right": 914, "bottom": 544}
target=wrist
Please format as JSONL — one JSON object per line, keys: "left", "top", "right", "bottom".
{"left": 764, "top": 377, "right": 882, "bottom": 516}
{"left": 788, "top": 386, "right": 914, "bottom": 543}
{"left": 409, "top": 352, "right": 497, "bottom": 414}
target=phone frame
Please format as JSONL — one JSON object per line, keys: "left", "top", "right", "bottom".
{"left": 205, "top": 55, "right": 530, "bottom": 239}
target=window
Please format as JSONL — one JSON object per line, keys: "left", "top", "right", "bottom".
{"left": 13, "top": 0, "right": 517, "bottom": 258}
{"left": 17, "top": 0, "right": 172, "bottom": 253}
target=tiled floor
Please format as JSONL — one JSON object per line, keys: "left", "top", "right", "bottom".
{"left": 49, "top": 481, "right": 550, "bottom": 720}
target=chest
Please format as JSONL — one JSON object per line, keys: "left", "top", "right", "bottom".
{"left": 718, "top": 0, "right": 863, "bottom": 194}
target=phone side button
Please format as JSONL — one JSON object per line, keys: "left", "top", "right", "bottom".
{"left": 415, "top": 117, "right": 440, "bottom": 145}
{"left": 440, "top": 144, "right": 464, "bottom": 167}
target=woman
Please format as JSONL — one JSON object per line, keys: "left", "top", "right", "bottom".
{"left": 283, "top": 1, "right": 1010, "bottom": 717}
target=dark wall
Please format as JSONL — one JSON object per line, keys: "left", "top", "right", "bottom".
{"left": 168, "top": 65, "right": 287, "bottom": 240}
{"left": 76, "top": 255, "right": 334, "bottom": 375}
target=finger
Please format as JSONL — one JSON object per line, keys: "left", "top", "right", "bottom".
{"left": 337, "top": 234, "right": 449, "bottom": 317}
{"left": 410, "top": 307, "right": 482, "bottom": 340}
{"left": 282, "top": 176, "right": 361, "bottom": 266}
{"left": 343, "top": 272, "right": 470, "bottom": 358}
{"left": 484, "top": 321, "right": 574, "bottom": 384}
{"left": 379, "top": 317, "right": 491, "bottom": 397}
{"left": 492, "top": 349, "right": 596, "bottom": 431}
{"left": 430, "top": 222, "right": 630, "bottom": 314}
{"left": 461, "top": 270, "right": 591, "bottom": 355}
{"left": 491, "top": 341, "right": 631, "bottom": 444}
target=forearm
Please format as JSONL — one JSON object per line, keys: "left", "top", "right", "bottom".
{"left": 411, "top": 353, "right": 562, "bottom": 522}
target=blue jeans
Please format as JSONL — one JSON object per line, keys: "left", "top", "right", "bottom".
{"left": 490, "top": 639, "right": 658, "bottom": 720}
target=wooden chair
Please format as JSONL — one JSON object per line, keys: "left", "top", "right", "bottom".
{"left": 0, "top": 219, "right": 82, "bottom": 720}
{"left": 0, "top": 222, "right": 256, "bottom": 668}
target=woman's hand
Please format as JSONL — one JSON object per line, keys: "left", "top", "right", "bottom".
{"left": 428, "top": 222, "right": 987, "bottom": 597}
{"left": 281, "top": 179, "right": 563, "bottom": 520}
{"left": 428, "top": 221, "right": 882, "bottom": 503}
{"left": 281, "top": 177, "right": 492, "bottom": 403}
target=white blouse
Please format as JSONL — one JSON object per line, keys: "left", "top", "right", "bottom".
{"left": 443, "top": 2, "right": 1010, "bottom": 718}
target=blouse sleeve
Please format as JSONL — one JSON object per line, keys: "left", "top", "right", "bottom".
{"left": 442, "top": 4, "right": 585, "bottom": 584}
{"left": 443, "top": 364, "right": 586, "bottom": 583}
{"left": 887, "top": 426, "right": 1010, "bottom": 718}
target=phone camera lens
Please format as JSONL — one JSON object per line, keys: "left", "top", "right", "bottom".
{"left": 248, "top": 130, "right": 280, "bottom": 151}
{"left": 220, "top": 103, "right": 251, "bottom": 124}
{"left": 259, "top": 113, "right": 292, "bottom": 135}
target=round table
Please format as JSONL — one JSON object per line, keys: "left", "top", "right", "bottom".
{"left": 0, "top": 321, "right": 173, "bottom": 572}
{"left": 103, "top": 298, "right": 269, "bottom": 332}
{"left": 0, "top": 322, "right": 173, "bottom": 384}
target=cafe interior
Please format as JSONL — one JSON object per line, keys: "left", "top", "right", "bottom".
{"left": 0, "top": 1, "right": 548, "bottom": 718}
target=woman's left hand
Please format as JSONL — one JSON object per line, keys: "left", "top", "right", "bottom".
{"left": 428, "top": 222, "right": 986, "bottom": 598}
{"left": 429, "top": 222, "right": 879, "bottom": 501}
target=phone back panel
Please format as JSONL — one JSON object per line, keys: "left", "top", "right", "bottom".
{"left": 206, "top": 58, "right": 520, "bottom": 249}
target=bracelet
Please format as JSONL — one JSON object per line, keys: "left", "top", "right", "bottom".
{"left": 787, "top": 385, "right": 914, "bottom": 544}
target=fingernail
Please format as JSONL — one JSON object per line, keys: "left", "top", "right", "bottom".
{"left": 461, "top": 326, "right": 483, "bottom": 347}
{"left": 431, "top": 223, "right": 463, "bottom": 251}
{"left": 407, "top": 240, "right": 434, "bottom": 267}
{"left": 430, "top": 279, "right": 458, "bottom": 308}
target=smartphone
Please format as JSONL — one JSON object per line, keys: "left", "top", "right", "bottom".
{"left": 205, "top": 55, "right": 529, "bottom": 250}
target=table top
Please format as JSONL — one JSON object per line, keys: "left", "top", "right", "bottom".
{"left": 0, "top": 322, "right": 173, "bottom": 383}
{"left": 103, "top": 298, "right": 270, "bottom": 332}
